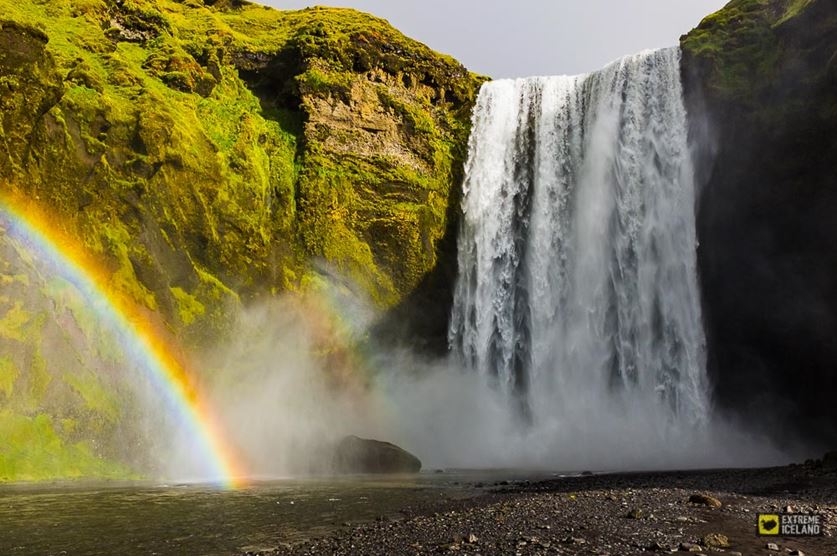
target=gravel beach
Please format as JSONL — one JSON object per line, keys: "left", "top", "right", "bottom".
{"left": 244, "top": 459, "right": 837, "bottom": 556}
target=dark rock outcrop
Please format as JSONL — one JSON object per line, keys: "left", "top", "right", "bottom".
{"left": 333, "top": 435, "right": 422, "bottom": 474}
{"left": 681, "top": 0, "right": 837, "bottom": 447}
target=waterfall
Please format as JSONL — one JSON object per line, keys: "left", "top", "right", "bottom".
{"left": 448, "top": 48, "right": 709, "bottom": 431}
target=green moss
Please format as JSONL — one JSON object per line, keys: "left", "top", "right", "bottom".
{"left": 297, "top": 65, "right": 353, "bottom": 99}
{"left": 0, "top": 237, "right": 155, "bottom": 481}
{"left": 0, "top": 411, "right": 130, "bottom": 482}
{"left": 104, "top": 225, "right": 159, "bottom": 311}
{"left": 680, "top": 0, "right": 827, "bottom": 109}
{"left": 28, "top": 348, "right": 51, "bottom": 405}
{"left": 0, "top": 302, "right": 31, "bottom": 342}
{"left": 681, "top": 0, "right": 833, "bottom": 132}
{"left": 377, "top": 87, "right": 438, "bottom": 135}
{"left": 776, "top": 0, "right": 814, "bottom": 24}
{"left": 681, "top": 0, "right": 781, "bottom": 102}
{"left": 62, "top": 372, "right": 120, "bottom": 424}
{"left": 0, "top": 273, "right": 29, "bottom": 287}
{"left": 0, "top": 356, "right": 19, "bottom": 398}
{"left": 38, "top": 275, "right": 120, "bottom": 364}
{"left": 170, "top": 286, "right": 206, "bottom": 326}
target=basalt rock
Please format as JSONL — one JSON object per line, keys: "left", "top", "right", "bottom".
{"left": 333, "top": 435, "right": 422, "bottom": 474}
{"left": 681, "top": 0, "right": 837, "bottom": 447}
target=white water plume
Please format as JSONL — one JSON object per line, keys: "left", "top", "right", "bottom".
{"left": 435, "top": 47, "right": 784, "bottom": 469}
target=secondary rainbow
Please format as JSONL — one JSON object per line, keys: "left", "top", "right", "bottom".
{"left": 0, "top": 192, "right": 244, "bottom": 487}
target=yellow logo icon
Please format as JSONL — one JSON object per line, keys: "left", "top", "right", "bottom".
{"left": 758, "top": 514, "right": 780, "bottom": 535}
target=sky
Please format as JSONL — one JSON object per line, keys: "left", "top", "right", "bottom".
{"left": 258, "top": 0, "right": 729, "bottom": 78}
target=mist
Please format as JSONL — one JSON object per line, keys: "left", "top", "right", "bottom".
{"left": 156, "top": 270, "right": 790, "bottom": 481}
{"left": 0, "top": 221, "right": 791, "bottom": 482}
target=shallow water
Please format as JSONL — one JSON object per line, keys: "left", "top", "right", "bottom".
{"left": 0, "top": 471, "right": 554, "bottom": 555}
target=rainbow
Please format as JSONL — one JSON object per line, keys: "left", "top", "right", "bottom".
{"left": 0, "top": 192, "right": 244, "bottom": 487}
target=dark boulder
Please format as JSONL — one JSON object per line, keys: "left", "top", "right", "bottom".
{"left": 334, "top": 435, "right": 422, "bottom": 474}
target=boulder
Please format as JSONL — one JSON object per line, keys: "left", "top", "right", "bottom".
{"left": 334, "top": 435, "right": 422, "bottom": 474}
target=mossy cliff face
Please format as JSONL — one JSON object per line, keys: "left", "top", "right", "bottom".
{"left": 0, "top": 234, "right": 141, "bottom": 481}
{"left": 0, "top": 0, "right": 482, "bottom": 479}
{"left": 0, "top": 0, "right": 483, "bottom": 325}
{"left": 681, "top": 0, "right": 837, "bottom": 446}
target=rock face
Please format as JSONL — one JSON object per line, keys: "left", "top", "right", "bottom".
{"left": 681, "top": 0, "right": 837, "bottom": 447}
{"left": 0, "top": 0, "right": 481, "bottom": 480}
{"left": 333, "top": 435, "right": 422, "bottom": 474}
{"left": 0, "top": 0, "right": 483, "bottom": 324}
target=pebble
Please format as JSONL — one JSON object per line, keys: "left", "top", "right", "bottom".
{"left": 246, "top": 465, "right": 836, "bottom": 556}
{"left": 688, "top": 493, "right": 722, "bottom": 508}
{"left": 625, "top": 508, "right": 643, "bottom": 519}
{"left": 703, "top": 532, "right": 730, "bottom": 548}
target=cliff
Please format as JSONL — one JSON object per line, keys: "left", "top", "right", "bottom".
{"left": 0, "top": 0, "right": 482, "bottom": 479}
{"left": 681, "top": 0, "right": 837, "bottom": 446}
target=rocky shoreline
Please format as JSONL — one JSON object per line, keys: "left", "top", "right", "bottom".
{"left": 243, "top": 459, "right": 837, "bottom": 556}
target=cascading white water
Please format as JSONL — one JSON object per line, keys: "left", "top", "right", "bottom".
{"left": 180, "top": 48, "right": 777, "bottom": 476}
{"left": 449, "top": 47, "right": 710, "bottom": 435}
